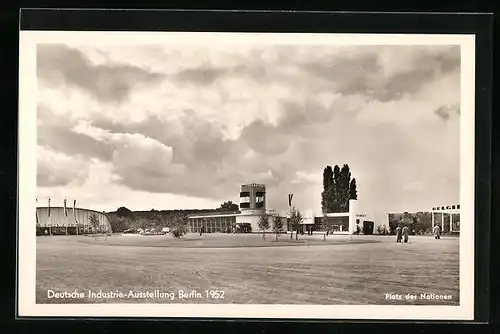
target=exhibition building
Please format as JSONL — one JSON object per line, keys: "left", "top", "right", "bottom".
{"left": 36, "top": 200, "right": 112, "bottom": 235}
{"left": 186, "top": 183, "right": 370, "bottom": 235}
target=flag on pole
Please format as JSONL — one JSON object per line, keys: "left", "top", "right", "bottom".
{"left": 48, "top": 198, "right": 51, "bottom": 217}
{"left": 64, "top": 199, "right": 67, "bottom": 217}
{"left": 73, "top": 200, "right": 78, "bottom": 223}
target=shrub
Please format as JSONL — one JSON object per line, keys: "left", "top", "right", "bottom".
{"left": 171, "top": 228, "right": 185, "bottom": 238}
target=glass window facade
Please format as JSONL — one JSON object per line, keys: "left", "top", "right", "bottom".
{"left": 188, "top": 216, "right": 237, "bottom": 233}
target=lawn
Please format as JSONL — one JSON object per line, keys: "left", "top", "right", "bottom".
{"left": 36, "top": 233, "right": 459, "bottom": 305}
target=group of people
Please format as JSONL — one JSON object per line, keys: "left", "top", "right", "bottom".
{"left": 395, "top": 225, "right": 410, "bottom": 243}
{"left": 395, "top": 224, "right": 442, "bottom": 243}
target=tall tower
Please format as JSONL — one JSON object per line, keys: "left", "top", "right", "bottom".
{"left": 239, "top": 183, "right": 266, "bottom": 212}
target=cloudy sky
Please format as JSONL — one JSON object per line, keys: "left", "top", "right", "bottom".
{"left": 36, "top": 41, "right": 461, "bottom": 222}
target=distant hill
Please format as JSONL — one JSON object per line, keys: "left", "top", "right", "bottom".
{"left": 105, "top": 207, "right": 242, "bottom": 232}
{"left": 106, "top": 208, "right": 238, "bottom": 220}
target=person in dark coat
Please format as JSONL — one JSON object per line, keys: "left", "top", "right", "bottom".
{"left": 395, "top": 225, "right": 402, "bottom": 243}
{"left": 402, "top": 225, "right": 409, "bottom": 243}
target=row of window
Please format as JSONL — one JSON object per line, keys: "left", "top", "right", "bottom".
{"left": 240, "top": 191, "right": 265, "bottom": 197}
{"left": 188, "top": 217, "right": 237, "bottom": 233}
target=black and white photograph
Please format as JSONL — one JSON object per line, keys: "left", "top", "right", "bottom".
{"left": 18, "top": 31, "right": 476, "bottom": 319}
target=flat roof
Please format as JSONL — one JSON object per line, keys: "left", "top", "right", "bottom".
{"left": 188, "top": 213, "right": 240, "bottom": 219}
{"left": 325, "top": 212, "right": 350, "bottom": 217}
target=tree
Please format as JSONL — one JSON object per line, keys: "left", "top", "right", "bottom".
{"left": 325, "top": 165, "right": 343, "bottom": 213}
{"left": 389, "top": 219, "right": 399, "bottom": 235}
{"left": 117, "top": 207, "right": 135, "bottom": 220}
{"left": 149, "top": 213, "right": 164, "bottom": 229}
{"left": 110, "top": 216, "right": 130, "bottom": 233}
{"left": 401, "top": 211, "right": 413, "bottom": 227}
{"left": 321, "top": 166, "right": 334, "bottom": 213}
{"left": 322, "top": 184, "right": 334, "bottom": 214}
{"left": 376, "top": 224, "right": 389, "bottom": 235}
{"left": 272, "top": 215, "right": 284, "bottom": 241}
{"left": 320, "top": 215, "right": 333, "bottom": 235}
{"left": 413, "top": 216, "right": 427, "bottom": 235}
{"left": 338, "top": 164, "right": 351, "bottom": 212}
{"left": 381, "top": 225, "right": 388, "bottom": 235}
{"left": 136, "top": 217, "right": 149, "bottom": 230}
{"left": 322, "top": 164, "right": 357, "bottom": 214}
{"left": 332, "top": 165, "right": 341, "bottom": 210}
{"left": 399, "top": 212, "right": 415, "bottom": 234}
{"left": 288, "top": 207, "right": 304, "bottom": 241}
{"left": 89, "top": 213, "right": 100, "bottom": 233}
{"left": 169, "top": 214, "right": 189, "bottom": 238}
{"left": 349, "top": 178, "right": 358, "bottom": 200}
{"left": 258, "top": 214, "right": 271, "bottom": 240}
{"left": 219, "top": 201, "right": 239, "bottom": 212}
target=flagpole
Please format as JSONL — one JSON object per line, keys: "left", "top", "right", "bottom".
{"left": 35, "top": 198, "right": 39, "bottom": 235}
{"left": 48, "top": 197, "right": 51, "bottom": 235}
{"left": 288, "top": 193, "right": 293, "bottom": 238}
{"left": 73, "top": 199, "right": 79, "bottom": 235}
{"left": 64, "top": 199, "right": 68, "bottom": 235}
{"left": 35, "top": 197, "right": 39, "bottom": 224}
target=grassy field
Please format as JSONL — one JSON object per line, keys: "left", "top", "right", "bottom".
{"left": 36, "top": 233, "right": 459, "bottom": 305}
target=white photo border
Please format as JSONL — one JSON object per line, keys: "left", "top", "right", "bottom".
{"left": 18, "top": 31, "right": 475, "bottom": 320}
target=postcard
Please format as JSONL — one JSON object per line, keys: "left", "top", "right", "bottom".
{"left": 18, "top": 30, "right": 475, "bottom": 320}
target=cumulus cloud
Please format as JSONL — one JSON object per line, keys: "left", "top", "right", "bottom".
{"left": 37, "top": 44, "right": 163, "bottom": 103}
{"left": 37, "top": 146, "right": 90, "bottom": 187}
{"left": 70, "top": 121, "right": 190, "bottom": 193}
{"left": 36, "top": 42, "right": 461, "bottom": 217}
{"left": 292, "top": 171, "right": 321, "bottom": 185}
{"left": 37, "top": 106, "right": 114, "bottom": 161}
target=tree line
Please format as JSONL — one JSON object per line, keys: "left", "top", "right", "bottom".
{"left": 109, "top": 201, "right": 241, "bottom": 232}
{"left": 321, "top": 164, "right": 358, "bottom": 214}
{"left": 387, "top": 212, "right": 437, "bottom": 235}
{"left": 108, "top": 201, "right": 240, "bottom": 238}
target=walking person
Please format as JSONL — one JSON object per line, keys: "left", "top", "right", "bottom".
{"left": 433, "top": 224, "right": 441, "bottom": 239}
{"left": 402, "top": 225, "right": 409, "bottom": 243}
{"left": 395, "top": 225, "right": 402, "bottom": 243}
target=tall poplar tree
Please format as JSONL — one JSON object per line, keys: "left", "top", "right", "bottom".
{"left": 339, "top": 164, "right": 351, "bottom": 212}
{"left": 321, "top": 166, "right": 334, "bottom": 213}
{"left": 321, "top": 164, "right": 358, "bottom": 213}
{"left": 332, "top": 165, "right": 342, "bottom": 212}
{"left": 349, "top": 178, "right": 358, "bottom": 200}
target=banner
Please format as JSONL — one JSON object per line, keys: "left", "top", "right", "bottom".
{"left": 64, "top": 199, "right": 67, "bottom": 217}
{"left": 288, "top": 193, "right": 293, "bottom": 207}
{"left": 48, "top": 198, "right": 51, "bottom": 217}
